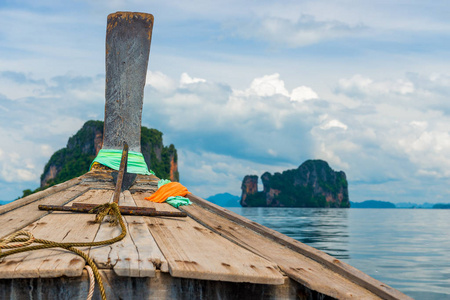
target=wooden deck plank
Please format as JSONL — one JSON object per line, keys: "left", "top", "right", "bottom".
{"left": 0, "top": 189, "right": 112, "bottom": 279}
{"left": 111, "top": 191, "right": 150, "bottom": 277}
{"left": 0, "top": 176, "right": 83, "bottom": 215}
{"left": 86, "top": 192, "right": 121, "bottom": 271}
{"left": 132, "top": 192, "right": 285, "bottom": 285}
{"left": 89, "top": 191, "right": 167, "bottom": 277}
{"left": 129, "top": 174, "right": 159, "bottom": 192}
{"left": 89, "top": 217, "right": 121, "bottom": 269}
{"left": 125, "top": 191, "right": 168, "bottom": 275}
{"left": 0, "top": 185, "right": 91, "bottom": 239}
{"left": 0, "top": 221, "right": 41, "bottom": 279}
{"left": 180, "top": 202, "right": 381, "bottom": 300}
{"left": 182, "top": 196, "right": 412, "bottom": 300}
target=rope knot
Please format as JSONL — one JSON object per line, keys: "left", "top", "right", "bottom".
{"left": 90, "top": 202, "right": 121, "bottom": 226}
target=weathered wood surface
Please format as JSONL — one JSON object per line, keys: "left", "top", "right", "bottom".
{"left": 103, "top": 12, "right": 154, "bottom": 153}
{"left": 133, "top": 192, "right": 285, "bottom": 285}
{"left": 180, "top": 202, "right": 377, "bottom": 299}
{"left": 0, "top": 176, "right": 83, "bottom": 215}
{"left": 0, "top": 269, "right": 320, "bottom": 300}
{"left": 79, "top": 169, "right": 115, "bottom": 188}
{"left": 186, "top": 194, "right": 413, "bottom": 300}
{"left": 0, "top": 185, "right": 90, "bottom": 239}
{"left": 129, "top": 174, "right": 159, "bottom": 192}
{"left": 0, "top": 189, "right": 111, "bottom": 278}
{"left": 89, "top": 190, "right": 168, "bottom": 277}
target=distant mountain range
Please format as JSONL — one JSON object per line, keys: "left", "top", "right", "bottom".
{"left": 395, "top": 202, "right": 435, "bottom": 209}
{"left": 206, "top": 193, "right": 240, "bottom": 207}
{"left": 350, "top": 200, "right": 395, "bottom": 208}
{"left": 205, "top": 195, "right": 450, "bottom": 209}
{"left": 350, "top": 200, "right": 446, "bottom": 209}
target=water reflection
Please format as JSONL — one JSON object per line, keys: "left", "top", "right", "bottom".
{"left": 228, "top": 207, "right": 450, "bottom": 299}
{"left": 227, "top": 207, "right": 350, "bottom": 259}
{"left": 347, "top": 209, "right": 450, "bottom": 300}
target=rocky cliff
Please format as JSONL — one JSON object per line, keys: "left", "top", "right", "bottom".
{"left": 240, "top": 160, "right": 349, "bottom": 208}
{"left": 40, "top": 120, "right": 179, "bottom": 188}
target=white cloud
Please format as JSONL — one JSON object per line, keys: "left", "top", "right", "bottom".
{"left": 291, "top": 86, "right": 318, "bottom": 102}
{"left": 143, "top": 72, "right": 315, "bottom": 167}
{"left": 398, "top": 125, "right": 450, "bottom": 178}
{"left": 247, "top": 73, "right": 290, "bottom": 97}
{"left": 232, "top": 14, "right": 366, "bottom": 48}
{"left": 146, "top": 71, "right": 176, "bottom": 93}
{"left": 0, "top": 132, "right": 42, "bottom": 183}
{"left": 40, "top": 144, "right": 54, "bottom": 157}
{"left": 314, "top": 142, "right": 350, "bottom": 170}
{"left": 0, "top": 72, "right": 46, "bottom": 100}
{"left": 239, "top": 73, "right": 319, "bottom": 105}
{"left": 180, "top": 72, "right": 206, "bottom": 87}
{"left": 177, "top": 149, "right": 294, "bottom": 198}
{"left": 46, "top": 117, "right": 85, "bottom": 136}
{"left": 319, "top": 119, "right": 348, "bottom": 130}
{"left": 336, "top": 74, "right": 415, "bottom": 98}
{"left": 0, "top": 71, "right": 106, "bottom": 199}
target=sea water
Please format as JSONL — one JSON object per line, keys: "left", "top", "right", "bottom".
{"left": 226, "top": 207, "right": 450, "bottom": 300}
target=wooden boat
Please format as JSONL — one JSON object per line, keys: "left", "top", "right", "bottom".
{"left": 0, "top": 12, "right": 412, "bottom": 300}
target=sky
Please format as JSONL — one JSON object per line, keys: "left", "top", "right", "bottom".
{"left": 1, "top": 1, "right": 450, "bottom": 204}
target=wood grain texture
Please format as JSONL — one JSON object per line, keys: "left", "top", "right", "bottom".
{"left": 89, "top": 190, "right": 167, "bottom": 277}
{"left": 185, "top": 194, "right": 412, "bottom": 300}
{"left": 111, "top": 191, "right": 149, "bottom": 277}
{"left": 0, "top": 189, "right": 112, "bottom": 278}
{"left": 0, "top": 176, "right": 83, "bottom": 215}
{"left": 0, "top": 269, "right": 322, "bottom": 300}
{"left": 132, "top": 192, "right": 285, "bottom": 285}
{"left": 180, "top": 203, "right": 380, "bottom": 299}
{"left": 0, "top": 185, "right": 90, "bottom": 239}
{"left": 103, "top": 12, "right": 153, "bottom": 152}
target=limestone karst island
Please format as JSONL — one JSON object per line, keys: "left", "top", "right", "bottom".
{"left": 241, "top": 160, "right": 350, "bottom": 208}
{"left": 21, "top": 120, "right": 178, "bottom": 198}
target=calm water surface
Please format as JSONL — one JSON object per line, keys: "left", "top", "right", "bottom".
{"left": 226, "top": 207, "right": 450, "bottom": 300}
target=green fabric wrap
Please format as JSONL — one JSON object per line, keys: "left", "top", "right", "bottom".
{"left": 90, "top": 149, "right": 154, "bottom": 175}
{"left": 166, "top": 196, "right": 191, "bottom": 208}
{"left": 158, "top": 179, "right": 172, "bottom": 188}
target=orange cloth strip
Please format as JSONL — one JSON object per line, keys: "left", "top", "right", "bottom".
{"left": 144, "top": 182, "right": 190, "bottom": 203}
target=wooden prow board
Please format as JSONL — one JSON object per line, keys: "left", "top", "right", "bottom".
{"left": 102, "top": 12, "right": 154, "bottom": 153}
{"left": 0, "top": 172, "right": 285, "bottom": 286}
{"left": 133, "top": 192, "right": 285, "bottom": 285}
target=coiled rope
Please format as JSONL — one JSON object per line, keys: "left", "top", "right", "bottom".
{"left": 0, "top": 202, "right": 126, "bottom": 300}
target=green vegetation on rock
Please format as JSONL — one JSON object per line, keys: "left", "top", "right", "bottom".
{"left": 19, "top": 120, "right": 178, "bottom": 198}
{"left": 241, "top": 159, "right": 349, "bottom": 208}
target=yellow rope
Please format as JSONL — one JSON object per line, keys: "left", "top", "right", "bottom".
{"left": 0, "top": 202, "right": 126, "bottom": 300}
{"left": 0, "top": 230, "right": 35, "bottom": 251}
